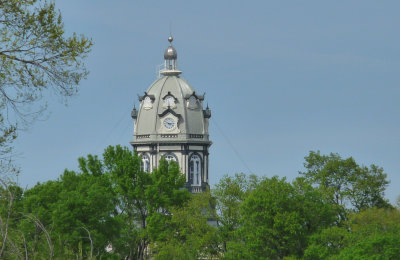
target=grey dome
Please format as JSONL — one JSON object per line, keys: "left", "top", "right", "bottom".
{"left": 130, "top": 37, "right": 212, "bottom": 194}
{"left": 133, "top": 75, "right": 210, "bottom": 144}
{"left": 164, "top": 46, "right": 177, "bottom": 60}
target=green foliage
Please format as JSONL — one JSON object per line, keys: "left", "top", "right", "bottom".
{"left": 338, "top": 207, "right": 400, "bottom": 259}
{"left": 19, "top": 162, "right": 117, "bottom": 258}
{"left": 224, "top": 176, "right": 336, "bottom": 259}
{"left": 0, "top": 0, "right": 92, "bottom": 175}
{"left": 1, "top": 149, "right": 396, "bottom": 259}
{"left": 305, "top": 208, "right": 400, "bottom": 260}
{"left": 304, "top": 226, "right": 348, "bottom": 259}
{"left": 1, "top": 145, "right": 191, "bottom": 259}
{"left": 300, "top": 151, "right": 391, "bottom": 222}
{"left": 102, "top": 145, "right": 190, "bottom": 259}
{"left": 212, "top": 173, "right": 261, "bottom": 252}
{"left": 0, "top": 0, "right": 92, "bottom": 117}
{"left": 152, "top": 191, "right": 220, "bottom": 259}
{"left": 0, "top": 117, "right": 17, "bottom": 175}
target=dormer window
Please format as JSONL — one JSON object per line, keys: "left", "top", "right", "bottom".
{"left": 165, "top": 95, "right": 175, "bottom": 107}
{"left": 188, "top": 96, "right": 198, "bottom": 109}
{"left": 185, "top": 91, "right": 204, "bottom": 110}
{"left": 143, "top": 96, "right": 153, "bottom": 109}
{"left": 139, "top": 92, "right": 155, "bottom": 110}
{"left": 162, "top": 92, "right": 177, "bottom": 108}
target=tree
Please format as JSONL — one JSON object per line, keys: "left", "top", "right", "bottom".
{"left": 0, "top": 120, "right": 17, "bottom": 176}
{"left": 0, "top": 180, "right": 24, "bottom": 258}
{"left": 102, "top": 145, "right": 190, "bottom": 260}
{"left": 304, "top": 226, "right": 348, "bottom": 259}
{"left": 101, "top": 145, "right": 151, "bottom": 259}
{"left": 300, "top": 151, "right": 390, "bottom": 222}
{"left": 338, "top": 207, "right": 400, "bottom": 259}
{"left": 19, "top": 158, "right": 118, "bottom": 258}
{"left": 0, "top": 0, "right": 92, "bottom": 173}
{"left": 0, "top": 3, "right": 92, "bottom": 253}
{"left": 305, "top": 207, "right": 400, "bottom": 259}
{"left": 225, "top": 176, "right": 336, "bottom": 259}
{"left": 2, "top": 146, "right": 189, "bottom": 259}
{"left": 0, "top": 0, "right": 92, "bottom": 120}
{"left": 212, "top": 173, "right": 260, "bottom": 252}
{"left": 18, "top": 179, "right": 61, "bottom": 257}
{"left": 152, "top": 191, "right": 220, "bottom": 259}
{"left": 397, "top": 195, "right": 400, "bottom": 210}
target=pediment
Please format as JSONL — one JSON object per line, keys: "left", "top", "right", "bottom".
{"left": 158, "top": 108, "right": 180, "bottom": 118}
{"left": 138, "top": 92, "right": 155, "bottom": 101}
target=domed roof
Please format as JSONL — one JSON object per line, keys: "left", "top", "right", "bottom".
{"left": 164, "top": 36, "right": 177, "bottom": 60}
{"left": 164, "top": 46, "right": 177, "bottom": 60}
{"left": 132, "top": 75, "right": 210, "bottom": 144}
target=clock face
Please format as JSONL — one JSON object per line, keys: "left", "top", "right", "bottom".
{"left": 165, "top": 96, "right": 175, "bottom": 107}
{"left": 163, "top": 118, "right": 175, "bottom": 129}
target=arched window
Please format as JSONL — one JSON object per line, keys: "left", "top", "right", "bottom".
{"left": 164, "top": 153, "right": 177, "bottom": 163}
{"left": 189, "top": 154, "right": 201, "bottom": 186}
{"left": 141, "top": 154, "right": 150, "bottom": 173}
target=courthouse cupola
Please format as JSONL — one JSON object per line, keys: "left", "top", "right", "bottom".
{"left": 130, "top": 36, "right": 212, "bottom": 193}
{"left": 161, "top": 36, "right": 181, "bottom": 76}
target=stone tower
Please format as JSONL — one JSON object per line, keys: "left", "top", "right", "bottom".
{"left": 130, "top": 37, "right": 212, "bottom": 193}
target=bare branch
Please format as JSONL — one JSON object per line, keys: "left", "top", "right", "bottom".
{"left": 0, "top": 178, "right": 13, "bottom": 258}
{"left": 80, "top": 226, "right": 93, "bottom": 260}
{"left": 19, "top": 213, "right": 54, "bottom": 260}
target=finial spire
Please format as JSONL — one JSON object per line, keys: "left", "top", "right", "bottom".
{"left": 131, "top": 104, "right": 138, "bottom": 119}
{"left": 161, "top": 35, "right": 182, "bottom": 76}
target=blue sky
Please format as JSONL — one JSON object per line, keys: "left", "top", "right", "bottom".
{"left": 14, "top": 1, "right": 400, "bottom": 203}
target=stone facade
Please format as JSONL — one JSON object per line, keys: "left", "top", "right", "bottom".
{"left": 130, "top": 37, "right": 211, "bottom": 193}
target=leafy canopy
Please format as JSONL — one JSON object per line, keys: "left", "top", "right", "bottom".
{"left": 0, "top": 0, "right": 92, "bottom": 120}
{"left": 224, "top": 176, "right": 336, "bottom": 260}
{"left": 300, "top": 151, "right": 390, "bottom": 221}
{"left": 0, "top": 0, "right": 92, "bottom": 175}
